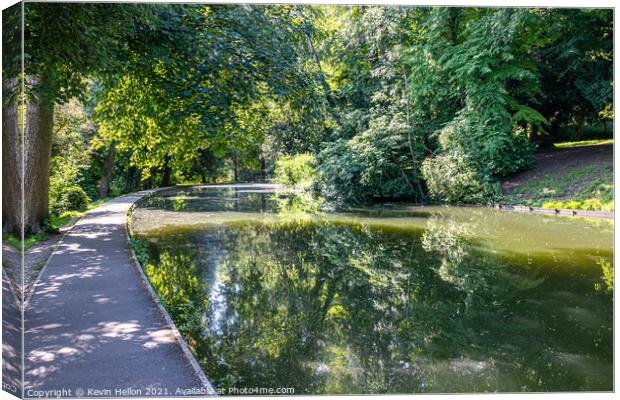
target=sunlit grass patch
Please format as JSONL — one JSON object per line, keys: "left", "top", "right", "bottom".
{"left": 4, "top": 231, "right": 47, "bottom": 251}
{"left": 503, "top": 163, "right": 613, "bottom": 211}
{"left": 49, "top": 210, "right": 79, "bottom": 228}
{"left": 542, "top": 199, "right": 614, "bottom": 212}
{"left": 554, "top": 139, "right": 613, "bottom": 148}
{"left": 89, "top": 197, "right": 114, "bottom": 209}
{"left": 4, "top": 211, "right": 78, "bottom": 250}
{"left": 3, "top": 196, "right": 118, "bottom": 251}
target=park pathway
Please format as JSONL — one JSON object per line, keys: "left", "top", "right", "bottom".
{"left": 24, "top": 192, "right": 212, "bottom": 398}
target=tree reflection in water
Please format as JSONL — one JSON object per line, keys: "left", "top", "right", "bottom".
{"left": 134, "top": 190, "right": 612, "bottom": 394}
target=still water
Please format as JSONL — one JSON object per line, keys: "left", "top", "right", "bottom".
{"left": 130, "top": 185, "right": 613, "bottom": 394}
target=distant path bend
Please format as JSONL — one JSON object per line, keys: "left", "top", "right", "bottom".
{"left": 24, "top": 191, "right": 214, "bottom": 398}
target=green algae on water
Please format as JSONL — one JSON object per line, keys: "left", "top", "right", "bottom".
{"left": 131, "top": 185, "right": 613, "bottom": 394}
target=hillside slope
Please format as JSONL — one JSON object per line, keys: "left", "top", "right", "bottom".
{"left": 501, "top": 143, "right": 613, "bottom": 211}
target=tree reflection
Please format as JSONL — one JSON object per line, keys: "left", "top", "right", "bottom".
{"left": 142, "top": 213, "right": 612, "bottom": 393}
{"left": 270, "top": 191, "right": 324, "bottom": 216}
{"left": 143, "top": 251, "right": 208, "bottom": 351}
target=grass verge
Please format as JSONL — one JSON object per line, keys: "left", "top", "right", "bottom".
{"left": 502, "top": 163, "right": 613, "bottom": 211}
{"left": 554, "top": 139, "right": 613, "bottom": 148}
{"left": 5, "top": 232, "right": 47, "bottom": 250}
{"left": 3, "top": 196, "right": 118, "bottom": 251}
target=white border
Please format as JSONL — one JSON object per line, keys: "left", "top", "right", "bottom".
{"left": 0, "top": 1, "right": 616, "bottom": 400}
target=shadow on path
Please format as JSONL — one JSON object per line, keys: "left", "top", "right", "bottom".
{"left": 24, "top": 193, "right": 207, "bottom": 397}
{"left": 2, "top": 269, "right": 22, "bottom": 397}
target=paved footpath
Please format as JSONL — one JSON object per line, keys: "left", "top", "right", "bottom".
{"left": 2, "top": 270, "right": 22, "bottom": 397}
{"left": 24, "top": 192, "right": 211, "bottom": 398}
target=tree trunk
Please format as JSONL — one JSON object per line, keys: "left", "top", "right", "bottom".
{"left": 2, "top": 78, "right": 22, "bottom": 235}
{"left": 528, "top": 123, "right": 538, "bottom": 143}
{"left": 128, "top": 166, "right": 141, "bottom": 192}
{"left": 306, "top": 33, "right": 331, "bottom": 95}
{"left": 144, "top": 167, "right": 155, "bottom": 190}
{"left": 260, "top": 155, "right": 266, "bottom": 182}
{"left": 161, "top": 155, "right": 172, "bottom": 187}
{"left": 574, "top": 114, "right": 585, "bottom": 140}
{"left": 23, "top": 76, "right": 54, "bottom": 234}
{"left": 548, "top": 116, "right": 560, "bottom": 138}
{"left": 449, "top": 8, "right": 460, "bottom": 45}
{"left": 233, "top": 152, "right": 238, "bottom": 182}
{"left": 98, "top": 142, "right": 116, "bottom": 198}
{"left": 306, "top": 34, "right": 322, "bottom": 73}
{"left": 400, "top": 40, "right": 425, "bottom": 199}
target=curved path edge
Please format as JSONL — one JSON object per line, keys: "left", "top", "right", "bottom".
{"left": 125, "top": 190, "right": 216, "bottom": 395}
{"left": 24, "top": 189, "right": 216, "bottom": 397}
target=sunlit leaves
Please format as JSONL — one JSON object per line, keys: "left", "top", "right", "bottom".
{"left": 22, "top": 3, "right": 157, "bottom": 104}
{"left": 94, "top": 4, "right": 325, "bottom": 182}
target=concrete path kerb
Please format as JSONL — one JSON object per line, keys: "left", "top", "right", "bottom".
{"left": 24, "top": 190, "right": 215, "bottom": 398}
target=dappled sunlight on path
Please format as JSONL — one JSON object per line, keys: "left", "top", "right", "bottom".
{"left": 2, "top": 270, "right": 22, "bottom": 397}
{"left": 24, "top": 193, "right": 208, "bottom": 397}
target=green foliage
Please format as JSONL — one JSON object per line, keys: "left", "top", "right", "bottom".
{"left": 421, "top": 150, "right": 499, "bottom": 203}
{"left": 595, "top": 258, "right": 613, "bottom": 294}
{"left": 3, "top": 234, "right": 22, "bottom": 250}
{"left": 273, "top": 153, "right": 316, "bottom": 190}
{"left": 317, "top": 136, "right": 416, "bottom": 202}
{"left": 145, "top": 252, "right": 205, "bottom": 317}
{"left": 180, "top": 148, "right": 229, "bottom": 184}
{"left": 412, "top": 8, "right": 539, "bottom": 197}
{"left": 437, "top": 116, "right": 535, "bottom": 179}
{"left": 512, "top": 105, "right": 548, "bottom": 127}
{"left": 94, "top": 5, "right": 325, "bottom": 185}
{"left": 542, "top": 199, "right": 613, "bottom": 212}
{"left": 21, "top": 3, "right": 156, "bottom": 104}
{"left": 317, "top": 114, "right": 424, "bottom": 203}
{"left": 271, "top": 191, "right": 324, "bottom": 216}
{"left": 130, "top": 237, "right": 207, "bottom": 340}
{"left": 314, "top": 7, "right": 428, "bottom": 203}
{"left": 49, "top": 99, "right": 101, "bottom": 204}
{"left": 50, "top": 185, "right": 90, "bottom": 215}
{"left": 536, "top": 9, "right": 612, "bottom": 132}
{"left": 129, "top": 237, "right": 151, "bottom": 266}
{"left": 109, "top": 175, "right": 131, "bottom": 197}
{"left": 24, "top": 4, "right": 612, "bottom": 211}
{"left": 146, "top": 249, "right": 207, "bottom": 343}
{"left": 312, "top": 6, "right": 583, "bottom": 203}
{"left": 406, "top": 7, "right": 609, "bottom": 203}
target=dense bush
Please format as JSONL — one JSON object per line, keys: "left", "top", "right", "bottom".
{"left": 109, "top": 175, "right": 130, "bottom": 197}
{"left": 316, "top": 115, "right": 425, "bottom": 203}
{"left": 421, "top": 150, "right": 499, "bottom": 203}
{"left": 437, "top": 116, "right": 535, "bottom": 179}
{"left": 273, "top": 153, "right": 316, "bottom": 190}
{"left": 50, "top": 185, "right": 90, "bottom": 215}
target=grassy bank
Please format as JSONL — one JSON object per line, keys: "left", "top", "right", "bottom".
{"left": 501, "top": 141, "right": 613, "bottom": 212}
{"left": 3, "top": 197, "right": 116, "bottom": 251}
{"left": 554, "top": 139, "right": 613, "bottom": 148}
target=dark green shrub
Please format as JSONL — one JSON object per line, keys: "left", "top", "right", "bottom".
{"left": 51, "top": 185, "right": 90, "bottom": 215}
{"left": 316, "top": 116, "right": 425, "bottom": 203}
{"left": 422, "top": 108, "right": 534, "bottom": 203}
{"left": 421, "top": 150, "right": 499, "bottom": 203}
{"left": 109, "top": 175, "right": 129, "bottom": 197}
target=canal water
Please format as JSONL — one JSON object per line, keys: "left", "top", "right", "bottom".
{"left": 130, "top": 185, "right": 613, "bottom": 394}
